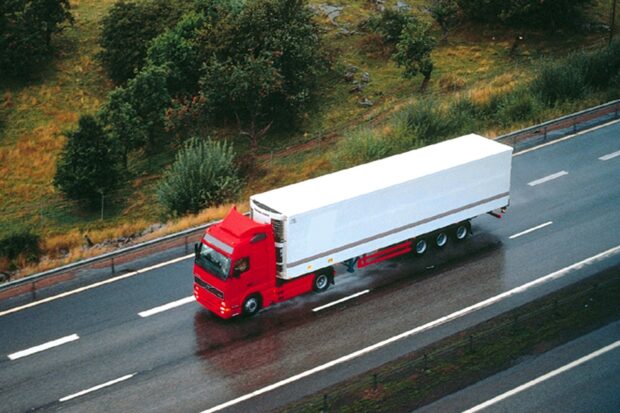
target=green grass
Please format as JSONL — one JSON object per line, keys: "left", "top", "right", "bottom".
{"left": 0, "top": 0, "right": 618, "bottom": 276}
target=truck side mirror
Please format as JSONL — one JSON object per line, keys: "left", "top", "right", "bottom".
{"left": 194, "top": 243, "right": 200, "bottom": 260}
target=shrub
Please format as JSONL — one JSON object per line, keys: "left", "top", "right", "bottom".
{"left": 396, "top": 100, "right": 457, "bottom": 144}
{"left": 157, "top": 138, "right": 242, "bottom": 215}
{"left": 0, "top": 230, "right": 41, "bottom": 263}
{"left": 366, "top": 8, "right": 414, "bottom": 44}
{"left": 331, "top": 128, "right": 395, "bottom": 170}
{"left": 531, "top": 58, "right": 587, "bottom": 106}
{"left": 496, "top": 89, "right": 541, "bottom": 125}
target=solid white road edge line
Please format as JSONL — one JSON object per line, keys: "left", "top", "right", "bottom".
{"left": 200, "top": 243, "right": 620, "bottom": 413}
{"left": 0, "top": 254, "right": 194, "bottom": 318}
{"left": 514, "top": 118, "right": 620, "bottom": 157}
{"left": 509, "top": 221, "right": 553, "bottom": 240}
{"left": 312, "top": 290, "right": 370, "bottom": 313}
{"left": 599, "top": 149, "right": 620, "bottom": 161}
{"left": 461, "top": 339, "right": 620, "bottom": 413}
{"left": 59, "top": 373, "right": 136, "bottom": 402}
{"left": 8, "top": 333, "right": 79, "bottom": 361}
{"left": 527, "top": 171, "right": 568, "bottom": 187}
{"left": 138, "top": 296, "right": 195, "bottom": 317}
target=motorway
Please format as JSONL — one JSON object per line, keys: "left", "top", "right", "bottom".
{"left": 1, "top": 122, "right": 619, "bottom": 412}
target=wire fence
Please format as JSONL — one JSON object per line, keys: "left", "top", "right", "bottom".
{"left": 277, "top": 273, "right": 620, "bottom": 413}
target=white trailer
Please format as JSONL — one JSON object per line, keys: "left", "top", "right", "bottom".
{"left": 250, "top": 134, "right": 512, "bottom": 279}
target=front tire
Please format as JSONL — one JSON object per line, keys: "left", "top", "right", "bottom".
{"left": 242, "top": 295, "right": 261, "bottom": 317}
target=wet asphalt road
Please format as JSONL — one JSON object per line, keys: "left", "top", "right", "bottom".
{"left": 0, "top": 123, "right": 619, "bottom": 413}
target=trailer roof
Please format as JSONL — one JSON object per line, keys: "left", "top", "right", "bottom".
{"left": 250, "top": 134, "right": 512, "bottom": 217}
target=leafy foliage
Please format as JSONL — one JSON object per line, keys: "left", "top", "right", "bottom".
{"left": 429, "top": 0, "right": 459, "bottom": 36}
{"left": 394, "top": 19, "right": 436, "bottom": 85}
{"left": 98, "top": 0, "right": 189, "bottom": 85}
{"left": 0, "top": 0, "right": 73, "bottom": 79}
{"left": 54, "top": 115, "right": 120, "bottom": 205}
{"left": 366, "top": 7, "right": 415, "bottom": 44}
{"left": 146, "top": 11, "right": 205, "bottom": 95}
{"left": 0, "top": 230, "right": 41, "bottom": 263}
{"left": 456, "top": 0, "right": 592, "bottom": 30}
{"left": 157, "top": 138, "right": 242, "bottom": 215}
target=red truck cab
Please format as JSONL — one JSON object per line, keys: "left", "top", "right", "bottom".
{"left": 193, "top": 208, "right": 276, "bottom": 318}
{"left": 193, "top": 208, "right": 333, "bottom": 318}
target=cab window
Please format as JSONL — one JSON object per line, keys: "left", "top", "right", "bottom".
{"left": 233, "top": 257, "right": 250, "bottom": 277}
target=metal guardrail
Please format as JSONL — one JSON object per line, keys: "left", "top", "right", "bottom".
{"left": 2, "top": 100, "right": 619, "bottom": 296}
{"left": 0, "top": 219, "right": 218, "bottom": 295}
{"left": 496, "top": 99, "right": 620, "bottom": 152}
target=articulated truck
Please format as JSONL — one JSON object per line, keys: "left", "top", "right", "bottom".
{"left": 193, "top": 134, "right": 512, "bottom": 318}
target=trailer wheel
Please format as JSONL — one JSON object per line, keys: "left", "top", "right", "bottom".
{"left": 313, "top": 272, "right": 330, "bottom": 293}
{"left": 435, "top": 232, "right": 448, "bottom": 248}
{"left": 454, "top": 222, "right": 470, "bottom": 241}
{"left": 414, "top": 239, "right": 428, "bottom": 255}
{"left": 242, "top": 295, "right": 261, "bottom": 317}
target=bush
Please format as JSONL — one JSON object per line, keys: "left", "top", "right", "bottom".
{"left": 531, "top": 58, "right": 587, "bottom": 106}
{"left": 331, "top": 128, "right": 395, "bottom": 170}
{"left": 395, "top": 100, "right": 458, "bottom": 144}
{"left": 496, "top": 89, "right": 541, "bottom": 125}
{"left": 366, "top": 8, "right": 414, "bottom": 44}
{"left": 157, "top": 138, "right": 242, "bottom": 215}
{"left": 0, "top": 230, "right": 41, "bottom": 263}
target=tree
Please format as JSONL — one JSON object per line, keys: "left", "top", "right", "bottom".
{"left": 394, "top": 20, "right": 437, "bottom": 89}
{"left": 0, "top": 0, "right": 73, "bottom": 79}
{"left": 100, "top": 87, "right": 147, "bottom": 170}
{"left": 98, "top": 0, "right": 189, "bottom": 84}
{"left": 194, "top": 0, "right": 324, "bottom": 146}
{"left": 201, "top": 55, "right": 283, "bottom": 150}
{"left": 100, "top": 65, "right": 171, "bottom": 165}
{"left": 54, "top": 115, "right": 120, "bottom": 205}
{"left": 366, "top": 7, "right": 415, "bottom": 44}
{"left": 156, "top": 137, "right": 241, "bottom": 215}
{"left": 456, "top": 0, "right": 592, "bottom": 30}
{"left": 429, "top": 0, "right": 458, "bottom": 39}
{"left": 146, "top": 12, "right": 204, "bottom": 96}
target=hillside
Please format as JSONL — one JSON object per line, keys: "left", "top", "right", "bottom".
{"left": 0, "top": 0, "right": 617, "bottom": 277}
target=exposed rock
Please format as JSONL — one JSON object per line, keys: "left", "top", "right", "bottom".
{"left": 396, "top": 1, "right": 411, "bottom": 12}
{"left": 360, "top": 71, "right": 370, "bottom": 83}
{"left": 344, "top": 64, "right": 359, "bottom": 82}
{"left": 359, "top": 97, "right": 374, "bottom": 107}
{"left": 370, "top": 0, "right": 386, "bottom": 12}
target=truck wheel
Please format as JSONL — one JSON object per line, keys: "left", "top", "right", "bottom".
{"left": 313, "top": 272, "right": 330, "bottom": 293}
{"left": 414, "top": 239, "right": 428, "bottom": 255}
{"left": 242, "top": 295, "right": 261, "bottom": 317}
{"left": 435, "top": 232, "right": 448, "bottom": 248}
{"left": 454, "top": 222, "right": 469, "bottom": 241}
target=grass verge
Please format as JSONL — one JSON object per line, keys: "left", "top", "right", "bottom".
{"left": 274, "top": 266, "right": 620, "bottom": 413}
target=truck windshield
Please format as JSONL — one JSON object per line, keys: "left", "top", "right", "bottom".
{"left": 196, "top": 242, "right": 231, "bottom": 280}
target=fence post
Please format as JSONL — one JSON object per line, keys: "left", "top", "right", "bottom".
{"left": 512, "top": 314, "right": 519, "bottom": 334}
{"left": 615, "top": 103, "right": 618, "bottom": 119}
{"left": 185, "top": 235, "right": 188, "bottom": 253}
{"left": 423, "top": 353, "right": 428, "bottom": 371}
{"left": 573, "top": 118, "right": 577, "bottom": 134}
{"left": 111, "top": 257, "right": 115, "bottom": 274}
{"left": 31, "top": 281, "right": 36, "bottom": 300}
{"left": 372, "top": 373, "right": 378, "bottom": 390}
{"left": 469, "top": 334, "right": 474, "bottom": 353}
{"left": 321, "top": 394, "right": 328, "bottom": 413}
{"left": 543, "top": 126, "right": 548, "bottom": 141}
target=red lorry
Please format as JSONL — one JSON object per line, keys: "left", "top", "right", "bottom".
{"left": 193, "top": 135, "right": 512, "bottom": 318}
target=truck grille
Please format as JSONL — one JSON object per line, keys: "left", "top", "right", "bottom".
{"left": 194, "top": 276, "right": 224, "bottom": 299}
{"left": 272, "top": 218, "right": 284, "bottom": 243}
